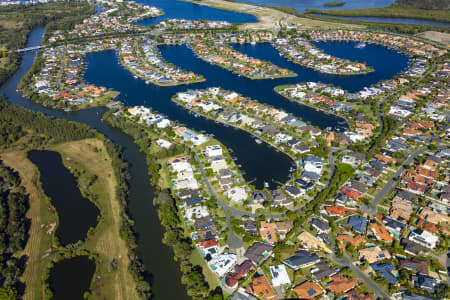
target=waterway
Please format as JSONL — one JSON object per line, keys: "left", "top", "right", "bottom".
{"left": 310, "top": 13, "right": 450, "bottom": 27}
{"left": 28, "top": 150, "right": 100, "bottom": 246}
{"left": 2, "top": 28, "right": 190, "bottom": 300}
{"left": 136, "top": 0, "right": 257, "bottom": 26}
{"left": 48, "top": 256, "right": 96, "bottom": 300}
{"left": 237, "top": 0, "right": 395, "bottom": 12}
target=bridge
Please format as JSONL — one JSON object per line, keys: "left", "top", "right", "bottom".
{"left": 16, "top": 45, "right": 44, "bottom": 53}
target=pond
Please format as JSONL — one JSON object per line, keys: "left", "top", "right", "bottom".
{"left": 28, "top": 150, "right": 100, "bottom": 246}
{"left": 48, "top": 256, "right": 96, "bottom": 300}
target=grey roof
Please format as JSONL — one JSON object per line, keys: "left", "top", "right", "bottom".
{"left": 230, "top": 290, "right": 258, "bottom": 300}
{"left": 311, "top": 218, "right": 330, "bottom": 232}
{"left": 401, "top": 238, "right": 426, "bottom": 255}
{"left": 311, "top": 261, "right": 336, "bottom": 281}
{"left": 244, "top": 242, "right": 274, "bottom": 264}
{"left": 283, "top": 250, "right": 320, "bottom": 270}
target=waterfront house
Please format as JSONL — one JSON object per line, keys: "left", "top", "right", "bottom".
{"left": 213, "top": 253, "right": 237, "bottom": 277}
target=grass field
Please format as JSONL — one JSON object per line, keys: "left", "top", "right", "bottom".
{"left": 1, "top": 138, "right": 138, "bottom": 300}
{"left": 1, "top": 150, "right": 57, "bottom": 300}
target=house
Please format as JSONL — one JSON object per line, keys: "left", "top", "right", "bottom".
{"left": 401, "top": 238, "right": 426, "bottom": 256}
{"left": 213, "top": 253, "right": 237, "bottom": 277}
{"left": 325, "top": 206, "right": 358, "bottom": 217}
{"left": 303, "top": 156, "right": 322, "bottom": 174}
{"left": 260, "top": 221, "right": 277, "bottom": 244}
{"left": 411, "top": 274, "right": 439, "bottom": 294}
{"left": 408, "top": 228, "right": 438, "bottom": 249}
{"left": 230, "top": 289, "right": 257, "bottom": 300}
{"left": 244, "top": 242, "right": 274, "bottom": 265}
{"left": 347, "top": 216, "right": 367, "bottom": 234}
{"left": 326, "top": 274, "right": 358, "bottom": 294}
{"left": 383, "top": 217, "right": 407, "bottom": 237}
{"left": 269, "top": 264, "right": 291, "bottom": 287}
{"left": 227, "top": 186, "right": 248, "bottom": 203}
{"left": 371, "top": 263, "right": 398, "bottom": 285}
{"left": 285, "top": 185, "right": 303, "bottom": 198}
{"left": 310, "top": 218, "right": 330, "bottom": 234}
{"left": 293, "top": 281, "right": 323, "bottom": 299}
{"left": 271, "top": 189, "right": 292, "bottom": 207}
{"left": 275, "top": 221, "right": 293, "bottom": 239}
{"left": 311, "top": 261, "right": 337, "bottom": 281}
{"left": 248, "top": 275, "right": 276, "bottom": 300}
{"left": 346, "top": 290, "right": 375, "bottom": 300}
{"left": 244, "top": 220, "right": 258, "bottom": 236}
{"left": 251, "top": 190, "right": 268, "bottom": 204}
{"left": 198, "top": 238, "right": 218, "bottom": 260}
{"left": 342, "top": 151, "right": 365, "bottom": 167}
{"left": 369, "top": 221, "right": 393, "bottom": 243}
{"left": 225, "top": 260, "right": 255, "bottom": 289}
{"left": 297, "top": 231, "right": 332, "bottom": 254}
{"left": 205, "top": 145, "right": 223, "bottom": 157}
{"left": 400, "top": 258, "right": 429, "bottom": 275}
{"left": 184, "top": 196, "right": 204, "bottom": 207}
{"left": 336, "top": 234, "right": 366, "bottom": 248}
{"left": 283, "top": 250, "right": 320, "bottom": 270}
{"left": 359, "top": 246, "right": 391, "bottom": 264}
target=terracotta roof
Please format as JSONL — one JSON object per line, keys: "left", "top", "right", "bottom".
{"left": 326, "top": 274, "right": 358, "bottom": 294}
{"left": 347, "top": 290, "right": 376, "bottom": 300}
{"left": 249, "top": 275, "right": 276, "bottom": 300}
{"left": 336, "top": 234, "right": 366, "bottom": 247}
{"left": 293, "top": 281, "right": 322, "bottom": 299}
{"left": 260, "top": 221, "right": 278, "bottom": 244}
{"left": 369, "top": 222, "right": 393, "bottom": 243}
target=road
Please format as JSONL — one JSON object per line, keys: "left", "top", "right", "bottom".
{"left": 331, "top": 253, "right": 392, "bottom": 300}
{"left": 363, "top": 147, "right": 427, "bottom": 214}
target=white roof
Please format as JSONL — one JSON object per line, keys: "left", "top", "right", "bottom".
{"left": 270, "top": 264, "right": 291, "bottom": 287}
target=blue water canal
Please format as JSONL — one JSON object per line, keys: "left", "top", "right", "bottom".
{"left": 237, "top": 0, "right": 395, "bottom": 12}
{"left": 83, "top": 40, "right": 409, "bottom": 187}
{"left": 1, "top": 1, "right": 411, "bottom": 298}
{"left": 136, "top": 0, "right": 258, "bottom": 25}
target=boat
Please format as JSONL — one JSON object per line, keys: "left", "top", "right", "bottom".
{"left": 145, "top": 80, "right": 150, "bottom": 84}
{"left": 251, "top": 41, "right": 256, "bottom": 45}
{"left": 255, "top": 139, "right": 262, "bottom": 144}
{"left": 355, "top": 42, "right": 366, "bottom": 49}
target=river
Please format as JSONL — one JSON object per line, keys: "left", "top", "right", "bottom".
{"left": 1, "top": 28, "right": 190, "bottom": 300}
{"left": 309, "top": 13, "right": 450, "bottom": 27}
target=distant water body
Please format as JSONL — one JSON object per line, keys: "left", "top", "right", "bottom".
{"left": 310, "top": 13, "right": 450, "bottom": 27}
{"left": 136, "top": 0, "right": 257, "bottom": 25}
{"left": 235, "top": 0, "right": 395, "bottom": 12}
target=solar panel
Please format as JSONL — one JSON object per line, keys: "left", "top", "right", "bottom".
{"left": 307, "top": 288, "right": 316, "bottom": 296}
